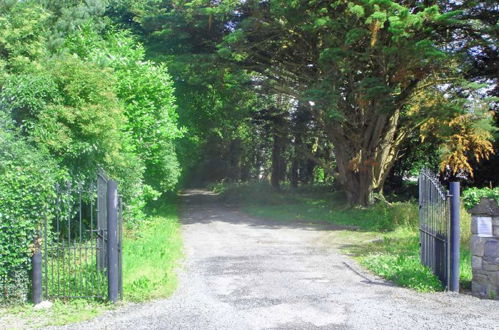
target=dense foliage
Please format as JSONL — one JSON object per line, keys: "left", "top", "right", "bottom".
{"left": 0, "top": 115, "right": 60, "bottom": 303}
{"left": 0, "top": 0, "right": 182, "bottom": 302}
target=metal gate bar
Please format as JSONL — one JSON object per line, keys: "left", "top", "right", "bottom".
{"left": 418, "top": 168, "right": 460, "bottom": 291}
{"left": 32, "top": 172, "right": 123, "bottom": 302}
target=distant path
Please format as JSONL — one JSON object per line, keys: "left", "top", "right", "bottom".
{"left": 59, "top": 189, "right": 499, "bottom": 329}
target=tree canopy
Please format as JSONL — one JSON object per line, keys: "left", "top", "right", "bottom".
{"left": 0, "top": 0, "right": 497, "bottom": 207}
{"left": 109, "top": 0, "right": 497, "bottom": 204}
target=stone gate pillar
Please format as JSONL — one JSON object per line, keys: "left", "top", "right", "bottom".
{"left": 470, "top": 198, "right": 499, "bottom": 299}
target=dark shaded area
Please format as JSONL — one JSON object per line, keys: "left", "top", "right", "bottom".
{"left": 178, "top": 189, "right": 358, "bottom": 232}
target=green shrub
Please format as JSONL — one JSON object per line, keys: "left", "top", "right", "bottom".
{"left": 462, "top": 187, "right": 499, "bottom": 209}
{"left": 64, "top": 26, "right": 182, "bottom": 194}
{"left": 0, "top": 116, "right": 61, "bottom": 304}
{"left": 0, "top": 270, "right": 30, "bottom": 305}
{"left": 0, "top": 55, "right": 149, "bottom": 223}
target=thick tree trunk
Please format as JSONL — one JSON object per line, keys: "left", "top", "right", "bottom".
{"left": 271, "top": 134, "right": 284, "bottom": 189}
{"left": 290, "top": 159, "right": 299, "bottom": 188}
{"left": 307, "top": 160, "right": 316, "bottom": 184}
{"left": 290, "top": 134, "right": 303, "bottom": 188}
{"left": 329, "top": 110, "right": 404, "bottom": 206}
{"left": 228, "top": 139, "right": 242, "bottom": 181}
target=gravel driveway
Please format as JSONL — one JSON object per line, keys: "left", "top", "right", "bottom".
{"left": 58, "top": 189, "right": 499, "bottom": 329}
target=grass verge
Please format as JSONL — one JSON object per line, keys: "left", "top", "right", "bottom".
{"left": 219, "top": 182, "right": 472, "bottom": 293}
{"left": 0, "top": 299, "right": 114, "bottom": 328}
{"left": 0, "top": 197, "right": 183, "bottom": 327}
{"left": 123, "top": 198, "right": 183, "bottom": 302}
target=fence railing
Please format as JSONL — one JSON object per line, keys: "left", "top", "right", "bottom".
{"left": 32, "top": 172, "right": 122, "bottom": 303}
{"left": 418, "top": 168, "right": 460, "bottom": 291}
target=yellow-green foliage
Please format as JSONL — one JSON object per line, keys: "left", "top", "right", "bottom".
{"left": 418, "top": 88, "right": 495, "bottom": 177}
{"left": 0, "top": 1, "right": 49, "bottom": 76}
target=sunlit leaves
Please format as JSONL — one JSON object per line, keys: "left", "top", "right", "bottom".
{"left": 348, "top": 3, "right": 365, "bottom": 18}
{"left": 66, "top": 28, "right": 183, "bottom": 192}
{"left": 0, "top": 1, "right": 50, "bottom": 77}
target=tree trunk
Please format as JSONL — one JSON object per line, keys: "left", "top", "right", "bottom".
{"left": 329, "top": 110, "right": 404, "bottom": 206}
{"left": 306, "top": 159, "right": 316, "bottom": 184}
{"left": 271, "top": 134, "right": 284, "bottom": 189}
{"left": 290, "top": 159, "right": 299, "bottom": 188}
{"left": 228, "top": 139, "right": 242, "bottom": 181}
{"left": 290, "top": 134, "right": 302, "bottom": 188}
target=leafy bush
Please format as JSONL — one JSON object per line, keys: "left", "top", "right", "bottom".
{"left": 1, "top": 0, "right": 183, "bottom": 219}
{"left": 1, "top": 56, "right": 130, "bottom": 179}
{"left": 0, "top": 116, "right": 61, "bottom": 304}
{"left": 0, "top": 1, "right": 49, "bottom": 77}
{"left": 0, "top": 54, "right": 150, "bottom": 222}
{"left": 64, "top": 27, "right": 183, "bottom": 194}
{"left": 462, "top": 187, "right": 499, "bottom": 209}
{"left": 0, "top": 1, "right": 184, "bottom": 306}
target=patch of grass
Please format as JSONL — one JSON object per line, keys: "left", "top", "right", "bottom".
{"left": 0, "top": 299, "right": 112, "bottom": 328}
{"left": 222, "top": 182, "right": 472, "bottom": 293}
{"left": 460, "top": 248, "right": 472, "bottom": 290}
{"left": 352, "top": 226, "right": 473, "bottom": 292}
{"left": 122, "top": 197, "right": 183, "bottom": 302}
{"left": 350, "top": 228, "right": 444, "bottom": 292}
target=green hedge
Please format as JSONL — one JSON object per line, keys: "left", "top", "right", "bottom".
{"left": 0, "top": 117, "right": 61, "bottom": 304}
{"left": 462, "top": 187, "right": 499, "bottom": 209}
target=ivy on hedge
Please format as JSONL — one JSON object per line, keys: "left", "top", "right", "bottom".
{"left": 0, "top": 116, "right": 62, "bottom": 304}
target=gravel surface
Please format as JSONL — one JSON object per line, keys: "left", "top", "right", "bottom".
{"left": 54, "top": 189, "right": 498, "bottom": 330}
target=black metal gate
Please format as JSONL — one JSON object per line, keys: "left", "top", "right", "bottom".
{"left": 36, "top": 172, "right": 122, "bottom": 301}
{"left": 418, "top": 168, "right": 460, "bottom": 291}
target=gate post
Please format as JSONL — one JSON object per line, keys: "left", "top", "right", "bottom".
{"left": 97, "top": 173, "right": 108, "bottom": 271}
{"left": 31, "top": 243, "right": 42, "bottom": 304}
{"left": 107, "top": 180, "right": 119, "bottom": 303}
{"left": 469, "top": 198, "right": 499, "bottom": 299}
{"left": 449, "top": 181, "right": 460, "bottom": 292}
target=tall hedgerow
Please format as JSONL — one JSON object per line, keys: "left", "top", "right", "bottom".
{"left": 0, "top": 114, "right": 62, "bottom": 304}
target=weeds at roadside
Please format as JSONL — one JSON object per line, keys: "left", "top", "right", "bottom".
{"left": 349, "top": 229, "right": 444, "bottom": 292}
{"left": 0, "top": 299, "right": 114, "bottom": 328}
{"left": 122, "top": 199, "right": 182, "bottom": 302}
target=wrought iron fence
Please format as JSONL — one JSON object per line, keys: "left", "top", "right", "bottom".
{"left": 418, "top": 168, "right": 460, "bottom": 291}
{"left": 419, "top": 168, "right": 449, "bottom": 287}
{"left": 33, "top": 172, "right": 123, "bottom": 302}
